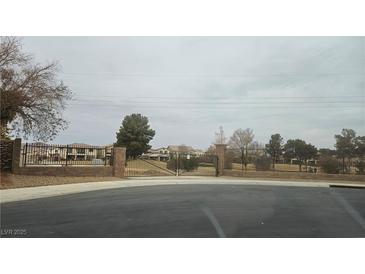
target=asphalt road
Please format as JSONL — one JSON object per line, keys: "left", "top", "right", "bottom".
{"left": 1, "top": 184, "right": 365, "bottom": 237}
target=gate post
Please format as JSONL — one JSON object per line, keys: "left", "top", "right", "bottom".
{"left": 12, "top": 138, "right": 22, "bottom": 173}
{"left": 215, "top": 144, "right": 226, "bottom": 176}
{"left": 113, "top": 147, "right": 126, "bottom": 177}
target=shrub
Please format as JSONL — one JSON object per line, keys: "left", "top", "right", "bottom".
{"left": 166, "top": 158, "right": 177, "bottom": 171}
{"left": 318, "top": 156, "right": 339, "bottom": 174}
{"left": 253, "top": 155, "right": 272, "bottom": 171}
{"left": 354, "top": 160, "right": 365, "bottom": 175}
{"left": 167, "top": 157, "right": 199, "bottom": 172}
{"left": 182, "top": 157, "right": 199, "bottom": 171}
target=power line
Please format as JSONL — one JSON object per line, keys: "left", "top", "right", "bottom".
{"left": 72, "top": 94, "right": 365, "bottom": 100}
{"left": 68, "top": 102, "right": 363, "bottom": 109}
{"left": 70, "top": 101, "right": 364, "bottom": 108}
{"left": 61, "top": 71, "right": 365, "bottom": 78}
{"left": 71, "top": 98, "right": 364, "bottom": 104}
{"left": 68, "top": 92, "right": 365, "bottom": 109}
{"left": 70, "top": 97, "right": 365, "bottom": 106}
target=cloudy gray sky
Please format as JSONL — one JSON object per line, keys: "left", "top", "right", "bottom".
{"left": 22, "top": 37, "right": 365, "bottom": 149}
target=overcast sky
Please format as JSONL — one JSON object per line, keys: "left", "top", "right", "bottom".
{"left": 21, "top": 37, "right": 365, "bottom": 149}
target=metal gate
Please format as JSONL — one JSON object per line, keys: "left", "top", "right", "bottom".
{"left": 125, "top": 156, "right": 176, "bottom": 177}
{"left": 125, "top": 152, "right": 218, "bottom": 177}
{"left": 175, "top": 153, "right": 218, "bottom": 176}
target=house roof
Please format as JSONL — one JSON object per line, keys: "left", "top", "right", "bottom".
{"left": 145, "top": 153, "right": 169, "bottom": 157}
{"left": 167, "top": 145, "right": 194, "bottom": 152}
{"left": 69, "top": 143, "right": 96, "bottom": 148}
{"left": 24, "top": 142, "right": 110, "bottom": 149}
{"left": 149, "top": 147, "right": 168, "bottom": 152}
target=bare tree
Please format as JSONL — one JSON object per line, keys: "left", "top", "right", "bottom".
{"left": 249, "top": 141, "right": 265, "bottom": 158}
{"left": 0, "top": 38, "right": 30, "bottom": 67}
{"left": 214, "top": 126, "right": 226, "bottom": 144}
{"left": 206, "top": 144, "right": 216, "bottom": 154}
{"left": 0, "top": 37, "right": 72, "bottom": 141}
{"left": 229, "top": 128, "right": 255, "bottom": 172}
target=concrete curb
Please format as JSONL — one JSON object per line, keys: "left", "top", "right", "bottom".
{"left": 0, "top": 177, "right": 334, "bottom": 204}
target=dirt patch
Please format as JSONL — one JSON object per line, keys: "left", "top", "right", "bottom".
{"left": 0, "top": 171, "right": 121, "bottom": 189}
{"left": 223, "top": 169, "right": 365, "bottom": 184}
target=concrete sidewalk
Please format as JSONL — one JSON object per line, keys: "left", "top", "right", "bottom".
{"left": 0, "top": 177, "right": 335, "bottom": 204}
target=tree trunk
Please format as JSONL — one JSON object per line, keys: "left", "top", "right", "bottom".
{"left": 342, "top": 157, "right": 345, "bottom": 174}
{"left": 0, "top": 120, "right": 10, "bottom": 139}
{"left": 347, "top": 158, "right": 352, "bottom": 174}
{"left": 305, "top": 160, "right": 308, "bottom": 172}
{"left": 241, "top": 149, "right": 244, "bottom": 174}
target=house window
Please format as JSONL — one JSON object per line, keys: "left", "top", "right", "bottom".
{"left": 89, "top": 148, "right": 94, "bottom": 152}
{"left": 67, "top": 148, "right": 73, "bottom": 153}
{"left": 77, "top": 148, "right": 85, "bottom": 154}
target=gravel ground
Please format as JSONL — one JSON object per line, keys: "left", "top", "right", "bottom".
{"left": 0, "top": 172, "right": 120, "bottom": 189}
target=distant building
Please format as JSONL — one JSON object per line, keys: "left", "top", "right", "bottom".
{"left": 21, "top": 142, "right": 112, "bottom": 164}
{"left": 167, "top": 145, "right": 205, "bottom": 157}
{"left": 142, "top": 145, "right": 205, "bottom": 161}
{"left": 142, "top": 147, "right": 170, "bottom": 161}
{"left": 66, "top": 143, "right": 109, "bottom": 161}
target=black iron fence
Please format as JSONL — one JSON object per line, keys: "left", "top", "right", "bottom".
{"left": 125, "top": 152, "right": 218, "bottom": 177}
{"left": 225, "top": 148, "right": 266, "bottom": 163}
{"left": 21, "top": 143, "right": 113, "bottom": 166}
{"left": 171, "top": 153, "right": 218, "bottom": 176}
{"left": 224, "top": 147, "right": 322, "bottom": 172}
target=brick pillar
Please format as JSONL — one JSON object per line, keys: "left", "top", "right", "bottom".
{"left": 113, "top": 147, "right": 126, "bottom": 177}
{"left": 12, "top": 138, "right": 21, "bottom": 173}
{"left": 215, "top": 144, "right": 226, "bottom": 176}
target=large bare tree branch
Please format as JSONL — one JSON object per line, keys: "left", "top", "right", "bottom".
{"left": 0, "top": 37, "right": 30, "bottom": 67}
{"left": 0, "top": 37, "right": 72, "bottom": 141}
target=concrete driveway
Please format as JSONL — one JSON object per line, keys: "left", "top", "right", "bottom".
{"left": 0, "top": 176, "right": 345, "bottom": 203}
{"left": 1, "top": 178, "right": 364, "bottom": 237}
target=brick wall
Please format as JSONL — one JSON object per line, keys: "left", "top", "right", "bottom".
{"left": 112, "top": 147, "right": 126, "bottom": 177}
{"left": 16, "top": 166, "right": 114, "bottom": 176}
{"left": 0, "top": 139, "right": 14, "bottom": 171}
